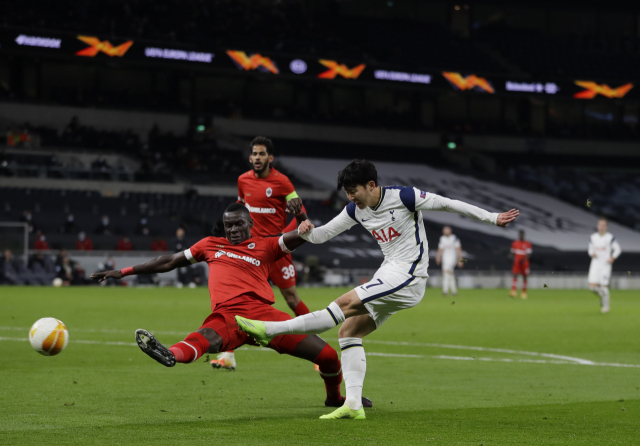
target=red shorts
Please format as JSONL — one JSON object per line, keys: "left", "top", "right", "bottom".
{"left": 512, "top": 260, "right": 530, "bottom": 276}
{"left": 269, "top": 253, "right": 297, "bottom": 290}
{"left": 200, "top": 295, "right": 306, "bottom": 354}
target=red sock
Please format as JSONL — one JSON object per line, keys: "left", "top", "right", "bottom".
{"left": 169, "top": 332, "right": 210, "bottom": 363}
{"left": 522, "top": 278, "right": 528, "bottom": 293}
{"left": 294, "top": 300, "right": 310, "bottom": 317}
{"left": 314, "top": 344, "right": 343, "bottom": 403}
{"left": 511, "top": 277, "right": 518, "bottom": 292}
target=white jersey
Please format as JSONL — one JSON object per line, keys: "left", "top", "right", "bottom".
{"left": 588, "top": 232, "right": 621, "bottom": 265}
{"left": 438, "top": 234, "right": 461, "bottom": 265}
{"left": 300, "top": 186, "right": 498, "bottom": 277}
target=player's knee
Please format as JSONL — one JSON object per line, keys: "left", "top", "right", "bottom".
{"left": 314, "top": 343, "right": 340, "bottom": 372}
{"left": 196, "top": 327, "right": 223, "bottom": 353}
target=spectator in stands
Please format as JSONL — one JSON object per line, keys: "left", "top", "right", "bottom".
{"left": 151, "top": 238, "right": 168, "bottom": 251}
{"left": 117, "top": 237, "right": 133, "bottom": 251}
{"left": 34, "top": 231, "right": 50, "bottom": 250}
{"left": 0, "top": 249, "right": 19, "bottom": 284}
{"left": 174, "top": 227, "right": 187, "bottom": 252}
{"left": 76, "top": 232, "right": 94, "bottom": 251}
{"left": 136, "top": 218, "right": 150, "bottom": 236}
{"left": 91, "top": 157, "right": 111, "bottom": 172}
{"left": 55, "top": 254, "right": 75, "bottom": 286}
{"left": 22, "top": 210, "right": 36, "bottom": 233}
{"left": 63, "top": 213, "right": 78, "bottom": 234}
{"left": 95, "top": 215, "right": 113, "bottom": 235}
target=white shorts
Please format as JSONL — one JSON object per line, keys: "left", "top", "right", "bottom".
{"left": 354, "top": 263, "right": 427, "bottom": 328}
{"left": 441, "top": 258, "right": 457, "bottom": 272}
{"left": 588, "top": 262, "right": 612, "bottom": 286}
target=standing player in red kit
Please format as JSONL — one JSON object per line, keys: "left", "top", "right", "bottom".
{"left": 510, "top": 230, "right": 532, "bottom": 299}
{"left": 211, "top": 136, "right": 311, "bottom": 370}
{"left": 90, "top": 203, "right": 371, "bottom": 409}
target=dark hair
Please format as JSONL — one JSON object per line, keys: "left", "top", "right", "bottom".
{"left": 250, "top": 136, "right": 274, "bottom": 155}
{"left": 598, "top": 216, "right": 608, "bottom": 222}
{"left": 337, "top": 159, "right": 378, "bottom": 191}
{"left": 224, "top": 202, "right": 250, "bottom": 216}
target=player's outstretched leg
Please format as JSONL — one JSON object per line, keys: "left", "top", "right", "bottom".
{"left": 135, "top": 329, "right": 176, "bottom": 367}
{"left": 236, "top": 301, "right": 345, "bottom": 344}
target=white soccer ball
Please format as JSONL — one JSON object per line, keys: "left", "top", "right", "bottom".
{"left": 52, "top": 277, "right": 63, "bottom": 287}
{"left": 29, "top": 317, "right": 69, "bottom": 356}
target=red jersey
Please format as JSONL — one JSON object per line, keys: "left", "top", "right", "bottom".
{"left": 237, "top": 167, "right": 296, "bottom": 237}
{"left": 185, "top": 235, "right": 288, "bottom": 310}
{"left": 511, "top": 240, "right": 532, "bottom": 265}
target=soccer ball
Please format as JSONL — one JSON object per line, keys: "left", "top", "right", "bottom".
{"left": 52, "top": 277, "right": 63, "bottom": 287}
{"left": 29, "top": 318, "right": 69, "bottom": 356}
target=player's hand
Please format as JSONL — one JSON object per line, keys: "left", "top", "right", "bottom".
{"left": 90, "top": 270, "right": 123, "bottom": 283}
{"left": 607, "top": 257, "right": 615, "bottom": 264}
{"left": 590, "top": 254, "right": 597, "bottom": 258}
{"left": 457, "top": 261, "right": 464, "bottom": 268}
{"left": 286, "top": 197, "right": 303, "bottom": 215}
{"left": 298, "top": 220, "right": 315, "bottom": 234}
{"left": 435, "top": 256, "right": 441, "bottom": 265}
{"left": 496, "top": 209, "right": 519, "bottom": 227}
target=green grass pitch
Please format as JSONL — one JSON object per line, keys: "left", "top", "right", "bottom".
{"left": 1, "top": 286, "right": 639, "bottom": 445}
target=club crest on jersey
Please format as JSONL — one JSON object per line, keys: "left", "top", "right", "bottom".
{"left": 248, "top": 243, "right": 255, "bottom": 249}
{"left": 420, "top": 191, "right": 426, "bottom": 198}
{"left": 266, "top": 187, "right": 273, "bottom": 197}
{"left": 389, "top": 210, "right": 395, "bottom": 221}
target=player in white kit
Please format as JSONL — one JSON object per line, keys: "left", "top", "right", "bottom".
{"left": 436, "top": 226, "right": 463, "bottom": 295}
{"left": 588, "top": 218, "right": 621, "bottom": 314}
{"left": 236, "top": 160, "right": 519, "bottom": 420}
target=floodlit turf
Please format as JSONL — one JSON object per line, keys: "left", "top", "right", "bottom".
{"left": 1, "top": 286, "right": 639, "bottom": 445}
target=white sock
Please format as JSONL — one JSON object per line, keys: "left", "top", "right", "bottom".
{"left": 442, "top": 272, "right": 449, "bottom": 293}
{"left": 600, "top": 287, "right": 610, "bottom": 308}
{"left": 589, "top": 285, "right": 602, "bottom": 299}
{"left": 339, "top": 337, "right": 366, "bottom": 410}
{"left": 450, "top": 273, "right": 457, "bottom": 294}
{"left": 264, "top": 301, "right": 345, "bottom": 336}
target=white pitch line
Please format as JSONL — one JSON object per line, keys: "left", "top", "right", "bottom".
{"left": 362, "top": 339, "right": 595, "bottom": 365}
{"left": 3, "top": 337, "right": 640, "bottom": 368}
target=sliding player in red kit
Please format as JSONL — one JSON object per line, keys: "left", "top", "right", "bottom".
{"left": 90, "top": 203, "right": 372, "bottom": 409}
{"left": 211, "top": 136, "right": 311, "bottom": 370}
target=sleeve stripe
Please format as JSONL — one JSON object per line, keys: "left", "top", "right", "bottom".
{"left": 184, "top": 249, "right": 197, "bottom": 264}
{"left": 346, "top": 202, "right": 358, "bottom": 222}
{"left": 399, "top": 187, "right": 416, "bottom": 212}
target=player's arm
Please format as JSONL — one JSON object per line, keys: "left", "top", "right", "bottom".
{"left": 90, "top": 252, "right": 191, "bottom": 282}
{"left": 297, "top": 206, "right": 358, "bottom": 244}
{"left": 406, "top": 188, "right": 518, "bottom": 227}
{"left": 435, "top": 248, "right": 442, "bottom": 265}
{"left": 281, "top": 212, "right": 310, "bottom": 251}
{"left": 609, "top": 238, "right": 621, "bottom": 264}
{"left": 283, "top": 203, "right": 308, "bottom": 233}
{"left": 285, "top": 191, "right": 303, "bottom": 215}
{"left": 588, "top": 240, "right": 596, "bottom": 258}
{"left": 456, "top": 245, "right": 464, "bottom": 266}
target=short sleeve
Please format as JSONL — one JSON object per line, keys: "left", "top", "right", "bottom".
{"left": 438, "top": 237, "right": 444, "bottom": 249}
{"left": 281, "top": 175, "right": 295, "bottom": 197}
{"left": 454, "top": 238, "right": 461, "bottom": 248}
{"left": 237, "top": 177, "right": 245, "bottom": 203}
{"left": 185, "top": 238, "right": 209, "bottom": 264}
{"left": 265, "top": 237, "right": 288, "bottom": 262}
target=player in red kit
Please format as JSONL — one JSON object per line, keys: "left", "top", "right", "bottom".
{"left": 211, "top": 136, "right": 311, "bottom": 370}
{"left": 90, "top": 203, "right": 372, "bottom": 409}
{"left": 510, "top": 230, "right": 532, "bottom": 299}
